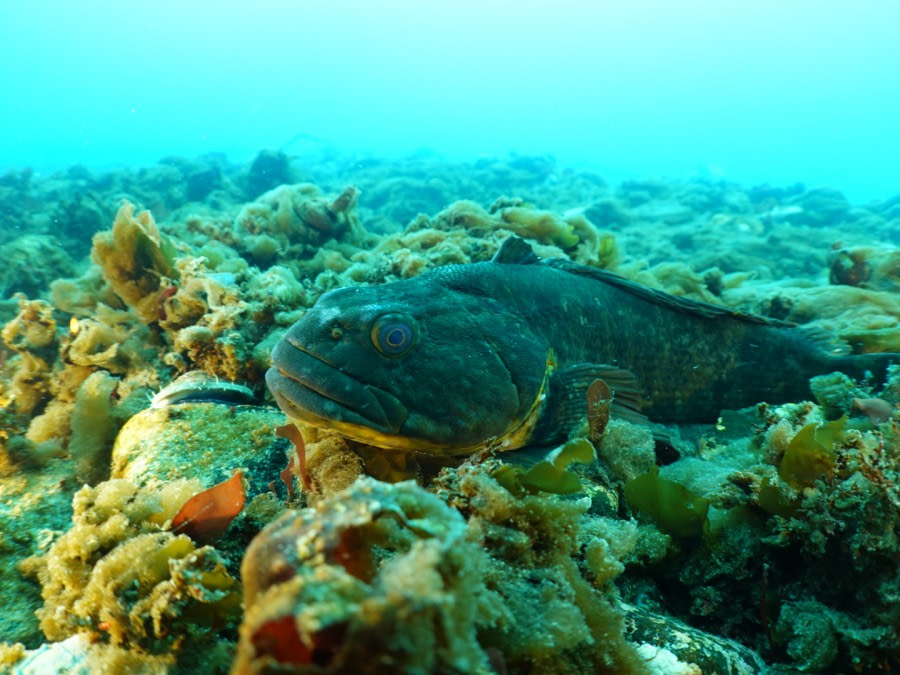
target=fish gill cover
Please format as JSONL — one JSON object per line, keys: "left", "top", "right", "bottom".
{"left": 1, "top": 1, "right": 899, "bottom": 674}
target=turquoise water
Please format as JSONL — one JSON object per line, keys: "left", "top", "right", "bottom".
{"left": 2, "top": 0, "right": 900, "bottom": 202}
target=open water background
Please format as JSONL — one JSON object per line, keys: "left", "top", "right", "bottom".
{"left": 1, "top": 0, "right": 899, "bottom": 202}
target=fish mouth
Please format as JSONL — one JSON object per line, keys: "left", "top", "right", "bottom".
{"left": 266, "top": 340, "right": 409, "bottom": 436}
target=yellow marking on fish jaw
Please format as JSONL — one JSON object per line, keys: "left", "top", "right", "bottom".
{"left": 492, "top": 349, "right": 556, "bottom": 452}
{"left": 285, "top": 412, "right": 478, "bottom": 455}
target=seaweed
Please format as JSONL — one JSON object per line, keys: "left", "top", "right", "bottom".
{"left": 623, "top": 465, "right": 710, "bottom": 539}
{"left": 91, "top": 202, "right": 178, "bottom": 324}
{"left": 492, "top": 437, "right": 596, "bottom": 496}
{"left": 777, "top": 416, "right": 845, "bottom": 489}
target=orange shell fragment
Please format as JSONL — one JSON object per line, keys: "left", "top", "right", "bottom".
{"left": 171, "top": 470, "right": 246, "bottom": 544}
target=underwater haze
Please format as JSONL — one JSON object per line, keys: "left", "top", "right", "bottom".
{"left": 4, "top": 1, "right": 900, "bottom": 673}
{"left": 2, "top": 0, "right": 900, "bottom": 202}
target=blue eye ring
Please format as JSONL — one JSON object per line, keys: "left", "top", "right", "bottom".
{"left": 371, "top": 313, "right": 416, "bottom": 357}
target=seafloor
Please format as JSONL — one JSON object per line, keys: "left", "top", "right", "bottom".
{"left": 0, "top": 151, "right": 898, "bottom": 674}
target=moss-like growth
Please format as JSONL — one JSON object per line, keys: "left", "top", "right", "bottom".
{"left": 809, "top": 372, "right": 860, "bottom": 420}
{"left": 597, "top": 418, "right": 656, "bottom": 482}
{"left": 0, "top": 234, "right": 76, "bottom": 299}
{"left": 237, "top": 478, "right": 503, "bottom": 673}
{"left": 0, "top": 446, "right": 75, "bottom": 646}
{"left": 1, "top": 298, "right": 57, "bottom": 416}
{"left": 24, "top": 478, "right": 240, "bottom": 668}
{"left": 237, "top": 471, "right": 658, "bottom": 674}
{"left": 91, "top": 202, "right": 177, "bottom": 324}
{"left": 110, "top": 403, "right": 288, "bottom": 497}
{"left": 69, "top": 370, "right": 122, "bottom": 484}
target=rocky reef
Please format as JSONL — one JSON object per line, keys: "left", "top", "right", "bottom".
{"left": 0, "top": 151, "right": 898, "bottom": 673}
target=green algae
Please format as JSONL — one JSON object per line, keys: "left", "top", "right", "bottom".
{"left": 624, "top": 465, "right": 711, "bottom": 539}
{"left": 757, "top": 476, "right": 800, "bottom": 518}
{"left": 493, "top": 437, "right": 596, "bottom": 496}
{"left": 778, "top": 415, "right": 846, "bottom": 489}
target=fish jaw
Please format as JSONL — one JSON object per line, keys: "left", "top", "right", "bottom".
{"left": 267, "top": 339, "right": 410, "bottom": 438}
{"left": 267, "top": 340, "right": 487, "bottom": 453}
{"left": 266, "top": 339, "right": 529, "bottom": 455}
{"left": 267, "top": 363, "right": 467, "bottom": 452}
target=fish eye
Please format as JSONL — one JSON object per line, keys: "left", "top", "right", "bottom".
{"left": 371, "top": 313, "right": 416, "bottom": 357}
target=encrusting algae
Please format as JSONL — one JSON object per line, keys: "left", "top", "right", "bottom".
{"left": 0, "top": 152, "right": 898, "bottom": 673}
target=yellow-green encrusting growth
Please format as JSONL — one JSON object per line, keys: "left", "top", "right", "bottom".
{"left": 236, "top": 472, "right": 652, "bottom": 674}
{"left": 22, "top": 479, "right": 242, "bottom": 670}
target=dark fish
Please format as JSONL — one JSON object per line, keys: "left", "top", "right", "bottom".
{"left": 266, "top": 237, "right": 897, "bottom": 455}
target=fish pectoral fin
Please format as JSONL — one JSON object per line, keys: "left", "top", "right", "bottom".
{"left": 591, "top": 366, "right": 648, "bottom": 425}
{"left": 610, "top": 400, "right": 651, "bottom": 426}
{"left": 533, "top": 363, "right": 649, "bottom": 444}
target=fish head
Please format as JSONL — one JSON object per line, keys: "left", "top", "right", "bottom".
{"left": 266, "top": 269, "right": 549, "bottom": 454}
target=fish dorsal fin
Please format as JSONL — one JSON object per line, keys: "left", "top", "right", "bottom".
{"left": 492, "top": 236, "right": 540, "bottom": 265}
{"left": 545, "top": 257, "right": 795, "bottom": 328}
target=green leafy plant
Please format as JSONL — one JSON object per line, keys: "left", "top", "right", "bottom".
{"left": 493, "top": 438, "right": 596, "bottom": 496}
{"left": 624, "top": 466, "right": 710, "bottom": 538}
{"left": 778, "top": 416, "right": 846, "bottom": 489}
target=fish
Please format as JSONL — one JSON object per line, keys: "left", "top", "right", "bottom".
{"left": 266, "top": 237, "right": 898, "bottom": 455}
